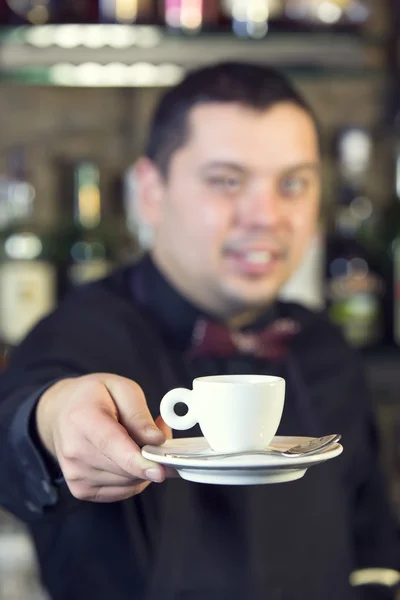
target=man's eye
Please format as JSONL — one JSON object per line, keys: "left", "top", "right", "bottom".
{"left": 207, "top": 176, "right": 242, "bottom": 192}
{"left": 280, "top": 176, "right": 309, "bottom": 196}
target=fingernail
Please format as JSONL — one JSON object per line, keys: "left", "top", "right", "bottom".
{"left": 146, "top": 468, "right": 164, "bottom": 483}
{"left": 146, "top": 427, "right": 165, "bottom": 440}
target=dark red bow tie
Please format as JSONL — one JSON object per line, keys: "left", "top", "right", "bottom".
{"left": 187, "top": 317, "right": 300, "bottom": 361}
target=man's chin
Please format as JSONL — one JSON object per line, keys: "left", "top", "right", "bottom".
{"left": 221, "top": 284, "right": 280, "bottom": 313}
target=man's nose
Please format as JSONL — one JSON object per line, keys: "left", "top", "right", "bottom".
{"left": 236, "top": 187, "right": 284, "bottom": 229}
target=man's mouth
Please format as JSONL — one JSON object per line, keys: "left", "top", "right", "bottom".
{"left": 224, "top": 249, "right": 283, "bottom": 276}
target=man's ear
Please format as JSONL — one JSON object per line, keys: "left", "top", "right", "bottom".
{"left": 134, "top": 157, "right": 165, "bottom": 227}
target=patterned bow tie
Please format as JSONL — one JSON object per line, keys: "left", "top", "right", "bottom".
{"left": 187, "top": 317, "right": 300, "bottom": 361}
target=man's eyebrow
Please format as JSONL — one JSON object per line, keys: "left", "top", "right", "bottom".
{"left": 200, "top": 161, "right": 248, "bottom": 172}
{"left": 282, "top": 162, "right": 321, "bottom": 174}
{"left": 199, "top": 160, "right": 321, "bottom": 175}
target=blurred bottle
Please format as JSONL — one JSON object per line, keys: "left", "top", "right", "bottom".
{"left": 222, "top": 0, "right": 282, "bottom": 38}
{"left": 284, "top": 0, "right": 371, "bottom": 30}
{"left": 325, "top": 127, "right": 383, "bottom": 349}
{"left": 1, "top": 0, "right": 51, "bottom": 23}
{"left": 0, "top": 148, "right": 57, "bottom": 354}
{"left": 109, "top": 172, "right": 140, "bottom": 263}
{"left": 279, "top": 229, "right": 325, "bottom": 311}
{"left": 162, "top": 0, "right": 220, "bottom": 34}
{"left": 122, "top": 165, "right": 154, "bottom": 252}
{"left": 59, "top": 160, "right": 115, "bottom": 292}
{"left": 99, "top": 0, "right": 155, "bottom": 24}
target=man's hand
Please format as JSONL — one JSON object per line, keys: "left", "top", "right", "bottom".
{"left": 35, "top": 374, "right": 172, "bottom": 503}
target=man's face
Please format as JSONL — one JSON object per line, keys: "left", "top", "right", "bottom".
{"left": 137, "top": 101, "right": 321, "bottom": 317}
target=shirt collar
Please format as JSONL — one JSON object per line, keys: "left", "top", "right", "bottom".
{"left": 131, "top": 253, "right": 280, "bottom": 351}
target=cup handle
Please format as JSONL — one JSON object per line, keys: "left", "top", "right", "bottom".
{"left": 160, "top": 388, "right": 197, "bottom": 431}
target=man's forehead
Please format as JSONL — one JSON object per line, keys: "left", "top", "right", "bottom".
{"left": 180, "top": 102, "right": 320, "bottom": 170}
{"left": 185, "top": 102, "right": 318, "bottom": 150}
{"left": 187, "top": 101, "right": 316, "bottom": 130}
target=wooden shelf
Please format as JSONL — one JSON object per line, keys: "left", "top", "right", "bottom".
{"left": 0, "top": 25, "right": 386, "bottom": 78}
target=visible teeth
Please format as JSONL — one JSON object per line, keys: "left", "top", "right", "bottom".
{"left": 244, "top": 251, "right": 272, "bottom": 264}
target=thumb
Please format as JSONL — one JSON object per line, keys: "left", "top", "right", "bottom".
{"left": 102, "top": 375, "right": 166, "bottom": 446}
{"left": 155, "top": 415, "right": 173, "bottom": 440}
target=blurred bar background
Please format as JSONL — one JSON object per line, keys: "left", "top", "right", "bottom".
{"left": 0, "top": 1, "right": 400, "bottom": 597}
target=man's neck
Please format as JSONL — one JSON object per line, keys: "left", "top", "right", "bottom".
{"left": 150, "top": 250, "right": 273, "bottom": 330}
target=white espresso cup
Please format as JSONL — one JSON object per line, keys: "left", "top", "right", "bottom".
{"left": 160, "top": 374, "right": 285, "bottom": 453}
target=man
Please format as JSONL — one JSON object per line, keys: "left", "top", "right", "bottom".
{"left": 0, "top": 62, "right": 398, "bottom": 600}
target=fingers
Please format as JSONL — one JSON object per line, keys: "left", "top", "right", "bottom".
{"left": 47, "top": 374, "right": 175, "bottom": 503}
{"left": 103, "top": 377, "right": 166, "bottom": 447}
{"left": 92, "top": 483, "right": 151, "bottom": 502}
{"left": 69, "top": 480, "right": 151, "bottom": 503}
{"left": 57, "top": 404, "right": 166, "bottom": 484}
{"left": 84, "top": 411, "right": 166, "bottom": 482}
{"left": 164, "top": 466, "right": 179, "bottom": 479}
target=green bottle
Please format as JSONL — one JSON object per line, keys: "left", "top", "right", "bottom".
{"left": 62, "top": 160, "right": 115, "bottom": 289}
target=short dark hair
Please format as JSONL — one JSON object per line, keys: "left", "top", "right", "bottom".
{"left": 145, "top": 61, "right": 318, "bottom": 175}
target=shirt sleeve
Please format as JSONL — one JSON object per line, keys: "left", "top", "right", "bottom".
{"left": 0, "top": 375, "right": 86, "bottom": 522}
{"left": 0, "top": 284, "right": 135, "bottom": 523}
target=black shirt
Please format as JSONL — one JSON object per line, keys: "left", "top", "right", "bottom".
{"left": 0, "top": 254, "right": 398, "bottom": 600}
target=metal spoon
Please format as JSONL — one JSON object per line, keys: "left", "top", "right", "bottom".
{"left": 166, "top": 434, "right": 341, "bottom": 460}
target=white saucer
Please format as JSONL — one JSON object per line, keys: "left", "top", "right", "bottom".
{"left": 142, "top": 436, "right": 343, "bottom": 485}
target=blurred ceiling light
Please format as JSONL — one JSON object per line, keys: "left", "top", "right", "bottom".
{"left": 53, "top": 25, "right": 83, "bottom": 48}
{"left": 75, "top": 62, "right": 105, "bottom": 85}
{"left": 104, "top": 25, "right": 137, "bottom": 46}
{"left": 24, "top": 24, "right": 161, "bottom": 49}
{"left": 50, "top": 62, "right": 185, "bottom": 88}
{"left": 104, "top": 62, "right": 130, "bottom": 85}
{"left": 134, "top": 26, "right": 162, "bottom": 47}
{"left": 25, "top": 24, "right": 54, "bottom": 46}
{"left": 157, "top": 63, "right": 184, "bottom": 85}
{"left": 83, "top": 25, "right": 108, "bottom": 48}
{"left": 50, "top": 62, "right": 76, "bottom": 85}
{"left": 128, "top": 62, "right": 158, "bottom": 85}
